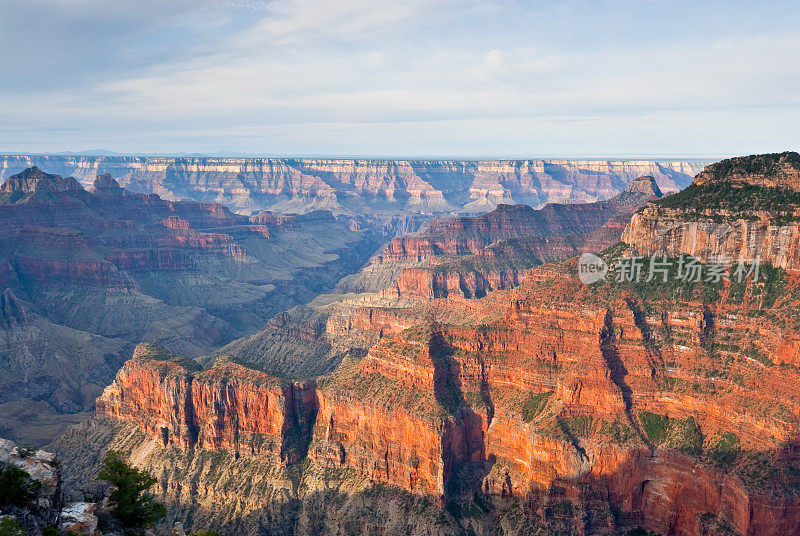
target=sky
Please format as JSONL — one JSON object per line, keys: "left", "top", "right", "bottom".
{"left": 0, "top": 0, "right": 798, "bottom": 157}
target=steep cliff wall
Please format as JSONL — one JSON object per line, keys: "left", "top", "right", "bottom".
{"left": 379, "top": 176, "right": 663, "bottom": 300}
{"left": 623, "top": 209, "right": 800, "bottom": 269}
{"left": 0, "top": 155, "right": 706, "bottom": 216}
{"left": 96, "top": 344, "right": 318, "bottom": 464}
{"left": 623, "top": 152, "right": 800, "bottom": 269}
{"left": 95, "top": 257, "right": 800, "bottom": 535}
{"left": 67, "top": 153, "right": 800, "bottom": 535}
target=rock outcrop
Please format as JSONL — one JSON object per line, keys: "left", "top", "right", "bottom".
{"left": 0, "top": 438, "right": 134, "bottom": 535}
{"left": 96, "top": 344, "right": 318, "bottom": 464}
{"left": 0, "top": 438, "right": 61, "bottom": 532}
{"left": 624, "top": 152, "right": 800, "bottom": 269}
{"left": 623, "top": 211, "right": 800, "bottom": 269}
{"left": 0, "top": 166, "right": 83, "bottom": 194}
{"left": 692, "top": 151, "right": 800, "bottom": 189}
{"left": 381, "top": 202, "right": 622, "bottom": 262}
{"left": 59, "top": 502, "right": 99, "bottom": 535}
{"left": 91, "top": 173, "right": 122, "bottom": 191}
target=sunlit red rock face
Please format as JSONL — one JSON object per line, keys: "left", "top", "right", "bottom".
{"left": 99, "top": 259, "right": 800, "bottom": 534}
{"left": 91, "top": 154, "right": 800, "bottom": 535}
{"left": 99, "top": 264, "right": 800, "bottom": 534}
{"left": 96, "top": 344, "right": 317, "bottom": 464}
{"left": 0, "top": 155, "right": 706, "bottom": 216}
{"left": 327, "top": 260, "right": 800, "bottom": 534}
{"left": 383, "top": 267, "right": 524, "bottom": 300}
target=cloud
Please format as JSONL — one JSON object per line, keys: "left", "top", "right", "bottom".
{"left": 237, "top": 0, "right": 421, "bottom": 44}
{"left": 0, "top": 0, "right": 798, "bottom": 156}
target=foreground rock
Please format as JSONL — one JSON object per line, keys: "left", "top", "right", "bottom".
{"left": 0, "top": 438, "right": 68, "bottom": 533}
{"left": 0, "top": 438, "right": 60, "bottom": 514}
{"left": 60, "top": 502, "right": 99, "bottom": 534}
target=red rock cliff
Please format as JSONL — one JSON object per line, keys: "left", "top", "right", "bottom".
{"left": 97, "top": 343, "right": 317, "bottom": 463}
{"left": 92, "top": 157, "right": 800, "bottom": 535}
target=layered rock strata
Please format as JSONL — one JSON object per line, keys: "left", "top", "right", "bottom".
{"left": 0, "top": 156, "right": 706, "bottom": 216}
{"left": 0, "top": 167, "right": 379, "bottom": 443}
{"left": 96, "top": 259, "right": 800, "bottom": 535}
{"left": 96, "top": 345, "right": 317, "bottom": 464}
{"left": 624, "top": 152, "right": 800, "bottom": 269}
{"left": 379, "top": 176, "right": 663, "bottom": 299}
{"left": 71, "top": 154, "right": 800, "bottom": 535}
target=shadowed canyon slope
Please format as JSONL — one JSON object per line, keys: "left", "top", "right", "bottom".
{"left": 0, "top": 167, "right": 380, "bottom": 443}
{"left": 0, "top": 155, "right": 706, "bottom": 216}
{"left": 51, "top": 153, "right": 800, "bottom": 536}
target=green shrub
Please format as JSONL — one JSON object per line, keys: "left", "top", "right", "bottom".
{"left": 667, "top": 416, "right": 704, "bottom": 456}
{"left": 521, "top": 391, "right": 552, "bottom": 422}
{"left": 736, "top": 452, "right": 776, "bottom": 489}
{"left": 655, "top": 176, "right": 800, "bottom": 221}
{"left": 0, "top": 518, "right": 26, "bottom": 536}
{"left": 638, "top": 411, "right": 670, "bottom": 445}
{"left": 563, "top": 415, "right": 593, "bottom": 437}
{"left": 601, "top": 419, "right": 637, "bottom": 445}
{"left": 708, "top": 432, "right": 740, "bottom": 470}
{"left": 98, "top": 450, "right": 167, "bottom": 529}
{"left": 0, "top": 466, "right": 40, "bottom": 508}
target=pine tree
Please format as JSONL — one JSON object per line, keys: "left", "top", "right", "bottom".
{"left": 98, "top": 450, "right": 167, "bottom": 530}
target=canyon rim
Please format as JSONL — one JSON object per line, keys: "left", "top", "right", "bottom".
{"left": 2, "top": 1, "right": 799, "bottom": 534}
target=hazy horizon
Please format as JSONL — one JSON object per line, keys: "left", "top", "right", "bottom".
{"left": 0, "top": 149, "right": 732, "bottom": 161}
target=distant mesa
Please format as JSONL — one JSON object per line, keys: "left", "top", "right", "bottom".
{"left": 91, "top": 173, "right": 122, "bottom": 190}
{"left": 0, "top": 155, "right": 709, "bottom": 216}
{"left": 625, "top": 175, "right": 663, "bottom": 197}
{"left": 610, "top": 175, "right": 663, "bottom": 205}
{"left": 0, "top": 166, "right": 83, "bottom": 194}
